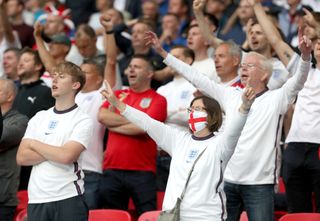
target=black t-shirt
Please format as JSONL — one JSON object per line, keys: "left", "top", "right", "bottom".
{"left": 13, "top": 80, "right": 55, "bottom": 119}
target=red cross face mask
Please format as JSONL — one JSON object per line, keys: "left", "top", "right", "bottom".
{"left": 188, "top": 111, "right": 208, "bottom": 132}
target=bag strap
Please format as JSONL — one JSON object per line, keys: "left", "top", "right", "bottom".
{"left": 179, "top": 146, "right": 208, "bottom": 200}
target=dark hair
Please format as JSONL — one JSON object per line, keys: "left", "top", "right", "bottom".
{"left": 190, "top": 96, "right": 223, "bottom": 133}
{"left": 131, "top": 54, "right": 154, "bottom": 71}
{"left": 4, "top": 47, "right": 21, "bottom": 58}
{"left": 76, "top": 24, "right": 96, "bottom": 39}
{"left": 83, "top": 57, "right": 105, "bottom": 77}
{"left": 163, "top": 13, "right": 180, "bottom": 22}
{"left": 52, "top": 62, "right": 86, "bottom": 93}
{"left": 204, "top": 12, "right": 219, "bottom": 30}
{"left": 171, "top": 45, "right": 195, "bottom": 63}
{"left": 135, "top": 18, "right": 156, "bottom": 33}
{"left": 21, "top": 47, "right": 45, "bottom": 75}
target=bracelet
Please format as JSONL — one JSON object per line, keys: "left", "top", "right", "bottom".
{"left": 106, "top": 30, "right": 114, "bottom": 35}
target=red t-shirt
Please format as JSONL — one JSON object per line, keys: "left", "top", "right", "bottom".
{"left": 101, "top": 88, "right": 167, "bottom": 173}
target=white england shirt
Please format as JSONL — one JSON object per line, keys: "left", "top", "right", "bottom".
{"left": 24, "top": 105, "right": 93, "bottom": 203}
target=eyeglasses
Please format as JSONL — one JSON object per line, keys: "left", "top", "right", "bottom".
{"left": 187, "top": 106, "right": 207, "bottom": 113}
{"left": 239, "top": 63, "right": 260, "bottom": 70}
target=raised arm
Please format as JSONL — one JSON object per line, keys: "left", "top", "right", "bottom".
{"left": 34, "top": 22, "right": 56, "bottom": 74}
{"left": 0, "top": 0, "right": 15, "bottom": 43}
{"left": 220, "top": 87, "right": 256, "bottom": 165}
{"left": 100, "top": 14, "right": 117, "bottom": 88}
{"left": 100, "top": 81, "right": 181, "bottom": 155}
{"left": 248, "top": 0, "right": 294, "bottom": 66}
{"left": 303, "top": 8, "right": 320, "bottom": 40}
{"left": 193, "top": 0, "right": 223, "bottom": 49}
{"left": 282, "top": 29, "right": 312, "bottom": 105}
{"left": 145, "top": 31, "right": 231, "bottom": 109}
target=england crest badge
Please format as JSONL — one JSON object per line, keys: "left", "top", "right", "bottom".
{"left": 140, "top": 98, "right": 152, "bottom": 108}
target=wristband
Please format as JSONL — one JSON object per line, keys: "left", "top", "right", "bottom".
{"left": 106, "top": 30, "right": 114, "bottom": 35}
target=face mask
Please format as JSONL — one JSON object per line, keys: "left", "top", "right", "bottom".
{"left": 188, "top": 110, "right": 208, "bottom": 132}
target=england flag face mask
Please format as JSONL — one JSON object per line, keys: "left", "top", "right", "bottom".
{"left": 188, "top": 110, "right": 208, "bottom": 132}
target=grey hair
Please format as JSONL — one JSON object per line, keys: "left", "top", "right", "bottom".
{"left": 218, "top": 40, "right": 242, "bottom": 60}
{"left": 0, "top": 78, "right": 18, "bottom": 98}
{"left": 246, "top": 51, "right": 273, "bottom": 79}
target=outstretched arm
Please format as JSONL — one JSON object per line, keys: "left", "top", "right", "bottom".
{"left": 100, "top": 81, "right": 181, "bottom": 155}
{"left": 193, "top": 0, "right": 223, "bottom": 49}
{"left": 248, "top": 0, "right": 294, "bottom": 66}
{"left": 220, "top": 87, "right": 256, "bottom": 164}
{"left": 34, "top": 21, "right": 56, "bottom": 74}
{"left": 282, "top": 28, "right": 312, "bottom": 107}
{"left": 145, "top": 31, "right": 231, "bottom": 110}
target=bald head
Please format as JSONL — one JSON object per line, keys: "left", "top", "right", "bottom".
{"left": 0, "top": 79, "right": 18, "bottom": 109}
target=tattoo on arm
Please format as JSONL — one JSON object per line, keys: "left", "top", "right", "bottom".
{"left": 284, "top": 51, "right": 291, "bottom": 59}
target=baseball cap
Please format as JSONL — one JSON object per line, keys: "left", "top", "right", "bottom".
{"left": 49, "top": 34, "right": 71, "bottom": 47}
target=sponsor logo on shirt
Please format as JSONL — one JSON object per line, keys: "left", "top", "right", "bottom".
{"left": 140, "top": 98, "right": 152, "bottom": 108}
{"left": 27, "top": 96, "right": 37, "bottom": 104}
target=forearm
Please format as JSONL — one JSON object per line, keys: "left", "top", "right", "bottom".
{"left": 0, "top": 7, "right": 15, "bottom": 43}
{"left": 253, "top": 3, "right": 293, "bottom": 65}
{"left": 17, "top": 140, "right": 46, "bottom": 166}
{"left": 122, "top": 105, "right": 175, "bottom": 149}
{"left": 104, "top": 33, "right": 118, "bottom": 88}
{"left": 31, "top": 140, "right": 84, "bottom": 164}
{"left": 284, "top": 56, "right": 311, "bottom": 101}
{"left": 109, "top": 123, "right": 145, "bottom": 135}
{"left": 194, "top": 12, "right": 222, "bottom": 48}
{"left": 98, "top": 108, "right": 129, "bottom": 127}
{"left": 163, "top": 54, "right": 226, "bottom": 104}
{"left": 221, "top": 109, "right": 248, "bottom": 162}
{"left": 153, "top": 67, "right": 174, "bottom": 81}
{"left": 35, "top": 36, "right": 56, "bottom": 73}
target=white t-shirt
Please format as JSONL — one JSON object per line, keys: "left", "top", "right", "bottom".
{"left": 164, "top": 53, "right": 310, "bottom": 185}
{"left": 24, "top": 106, "right": 93, "bottom": 203}
{"left": 192, "top": 57, "right": 220, "bottom": 83}
{"left": 157, "top": 77, "right": 196, "bottom": 131}
{"left": 122, "top": 105, "right": 248, "bottom": 221}
{"left": 286, "top": 53, "right": 320, "bottom": 144}
{"left": 76, "top": 89, "right": 106, "bottom": 173}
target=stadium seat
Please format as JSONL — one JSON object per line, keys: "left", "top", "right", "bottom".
{"left": 137, "top": 210, "right": 161, "bottom": 221}
{"left": 14, "top": 208, "right": 27, "bottom": 221}
{"left": 278, "top": 177, "right": 286, "bottom": 193}
{"left": 279, "top": 213, "right": 320, "bottom": 221}
{"left": 16, "top": 190, "right": 28, "bottom": 214}
{"left": 240, "top": 211, "right": 248, "bottom": 221}
{"left": 89, "top": 209, "right": 132, "bottom": 221}
{"left": 156, "top": 191, "right": 165, "bottom": 210}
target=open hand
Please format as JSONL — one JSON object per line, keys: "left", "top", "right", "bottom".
{"left": 303, "top": 8, "right": 317, "bottom": 28}
{"left": 240, "top": 87, "right": 256, "bottom": 113}
{"left": 100, "top": 80, "right": 117, "bottom": 106}
{"left": 145, "top": 31, "right": 168, "bottom": 58}
{"left": 297, "top": 25, "right": 312, "bottom": 61}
